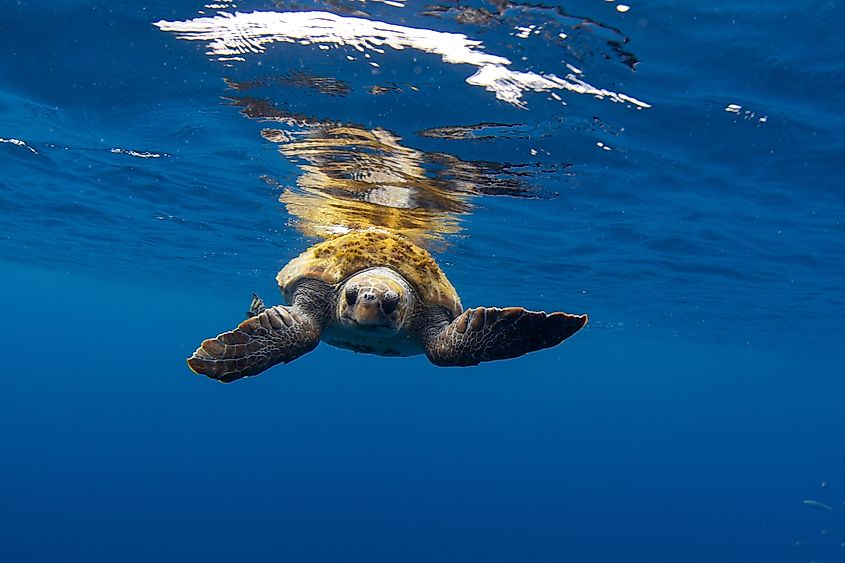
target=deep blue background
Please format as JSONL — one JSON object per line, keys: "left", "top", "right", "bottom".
{"left": 1, "top": 1, "right": 844, "bottom": 561}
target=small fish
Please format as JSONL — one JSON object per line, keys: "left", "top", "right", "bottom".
{"left": 821, "top": 480, "right": 828, "bottom": 488}
{"left": 804, "top": 499, "right": 833, "bottom": 511}
{"left": 821, "top": 528, "right": 838, "bottom": 536}
{"left": 795, "top": 540, "right": 806, "bottom": 546}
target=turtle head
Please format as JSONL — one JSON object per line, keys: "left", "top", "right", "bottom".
{"left": 338, "top": 267, "right": 413, "bottom": 331}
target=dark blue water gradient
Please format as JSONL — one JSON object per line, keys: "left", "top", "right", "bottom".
{"left": 1, "top": 1, "right": 844, "bottom": 561}
{"left": 2, "top": 265, "right": 844, "bottom": 563}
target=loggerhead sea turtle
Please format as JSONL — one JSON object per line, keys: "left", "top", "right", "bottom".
{"left": 187, "top": 229, "right": 587, "bottom": 382}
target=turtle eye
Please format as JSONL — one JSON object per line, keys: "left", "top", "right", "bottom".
{"left": 382, "top": 290, "right": 399, "bottom": 314}
{"left": 345, "top": 285, "right": 359, "bottom": 305}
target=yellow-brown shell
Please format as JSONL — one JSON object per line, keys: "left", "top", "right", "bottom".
{"left": 277, "top": 229, "right": 462, "bottom": 317}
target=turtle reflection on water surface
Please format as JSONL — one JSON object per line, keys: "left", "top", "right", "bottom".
{"left": 188, "top": 229, "right": 587, "bottom": 382}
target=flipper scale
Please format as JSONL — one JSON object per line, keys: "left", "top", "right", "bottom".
{"left": 423, "top": 306, "right": 587, "bottom": 367}
{"left": 187, "top": 305, "right": 321, "bottom": 383}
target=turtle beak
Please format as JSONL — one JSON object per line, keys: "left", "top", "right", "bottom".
{"left": 341, "top": 290, "right": 394, "bottom": 328}
{"left": 352, "top": 292, "right": 382, "bottom": 323}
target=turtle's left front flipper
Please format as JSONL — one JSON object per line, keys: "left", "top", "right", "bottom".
{"left": 187, "top": 306, "right": 321, "bottom": 383}
{"left": 421, "top": 306, "right": 587, "bottom": 367}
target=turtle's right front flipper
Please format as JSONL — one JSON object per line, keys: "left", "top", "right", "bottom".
{"left": 187, "top": 306, "right": 321, "bottom": 383}
{"left": 420, "top": 306, "right": 587, "bottom": 367}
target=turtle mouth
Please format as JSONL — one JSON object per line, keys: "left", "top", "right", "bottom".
{"left": 340, "top": 314, "right": 396, "bottom": 331}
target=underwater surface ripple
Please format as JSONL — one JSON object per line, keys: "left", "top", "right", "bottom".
{"left": 1, "top": 0, "right": 843, "bottom": 346}
{"left": 2, "top": 0, "right": 842, "bottom": 348}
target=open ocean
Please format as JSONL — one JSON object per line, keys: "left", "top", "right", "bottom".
{"left": 1, "top": 1, "right": 844, "bottom": 561}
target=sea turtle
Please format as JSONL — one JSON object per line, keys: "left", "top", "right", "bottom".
{"left": 187, "top": 229, "right": 587, "bottom": 382}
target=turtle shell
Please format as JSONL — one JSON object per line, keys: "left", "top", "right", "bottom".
{"left": 277, "top": 229, "right": 462, "bottom": 317}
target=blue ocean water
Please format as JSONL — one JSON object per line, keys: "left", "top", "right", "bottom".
{"left": 1, "top": 0, "right": 843, "bottom": 561}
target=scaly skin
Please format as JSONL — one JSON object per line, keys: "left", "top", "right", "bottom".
{"left": 413, "top": 305, "right": 588, "bottom": 367}
{"left": 187, "top": 279, "right": 333, "bottom": 382}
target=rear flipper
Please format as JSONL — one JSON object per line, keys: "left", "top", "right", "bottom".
{"left": 246, "top": 293, "right": 266, "bottom": 318}
{"left": 423, "top": 306, "right": 587, "bottom": 367}
{"left": 187, "top": 305, "right": 321, "bottom": 383}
